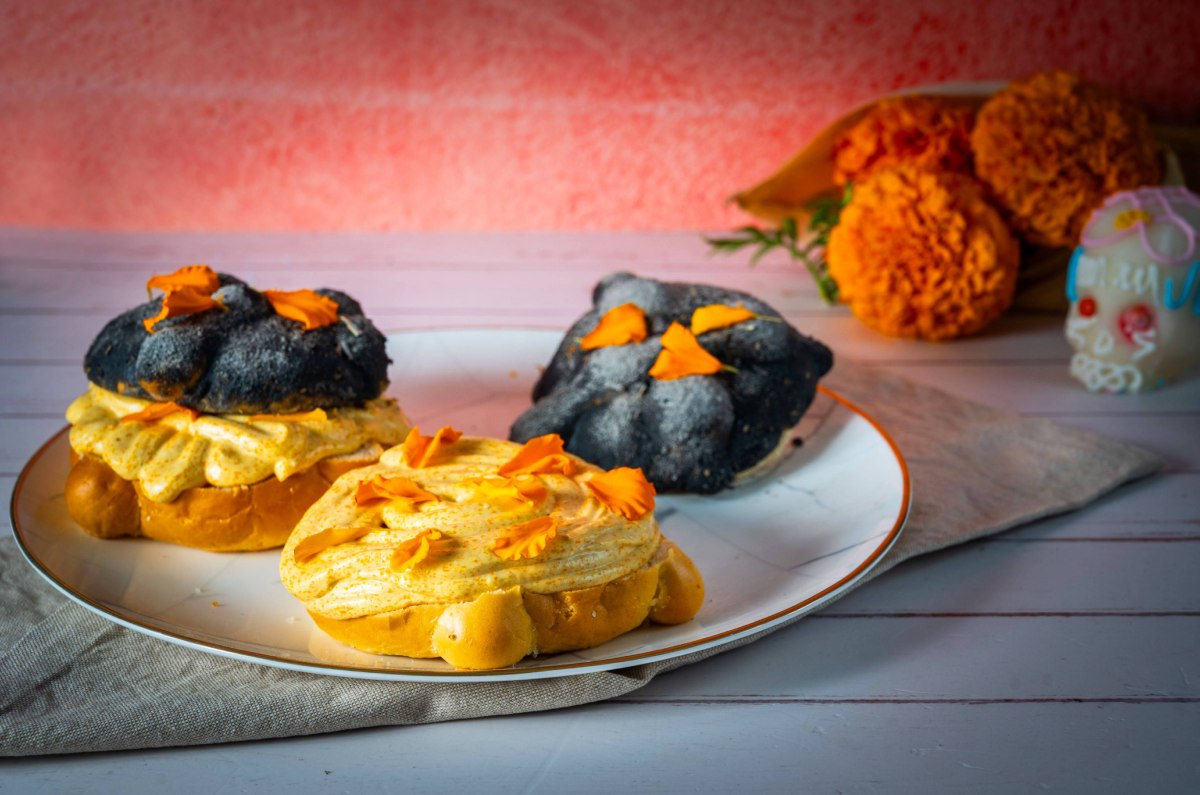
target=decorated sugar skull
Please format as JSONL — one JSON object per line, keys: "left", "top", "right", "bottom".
{"left": 1066, "top": 186, "right": 1200, "bottom": 393}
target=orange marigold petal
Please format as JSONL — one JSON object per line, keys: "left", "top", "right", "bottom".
{"left": 120, "top": 401, "right": 200, "bottom": 423}
{"left": 580, "top": 303, "right": 648, "bottom": 350}
{"left": 460, "top": 475, "right": 547, "bottom": 510}
{"left": 402, "top": 425, "right": 464, "bottom": 468}
{"left": 262, "top": 289, "right": 340, "bottom": 330}
{"left": 584, "top": 467, "right": 656, "bottom": 521}
{"left": 354, "top": 474, "right": 439, "bottom": 509}
{"left": 143, "top": 287, "right": 223, "bottom": 333}
{"left": 293, "top": 525, "right": 375, "bottom": 564}
{"left": 490, "top": 516, "right": 559, "bottom": 561}
{"left": 146, "top": 265, "right": 220, "bottom": 296}
{"left": 391, "top": 529, "right": 451, "bottom": 571}
{"left": 648, "top": 322, "right": 725, "bottom": 380}
{"left": 689, "top": 304, "right": 757, "bottom": 335}
{"left": 498, "top": 434, "right": 576, "bottom": 477}
{"left": 247, "top": 408, "right": 328, "bottom": 423}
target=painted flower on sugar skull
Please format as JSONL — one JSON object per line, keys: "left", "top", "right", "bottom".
{"left": 1065, "top": 187, "right": 1200, "bottom": 393}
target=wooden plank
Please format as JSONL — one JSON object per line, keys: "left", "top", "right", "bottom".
{"left": 1005, "top": 513, "right": 1199, "bottom": 540}
{"left": 0, "top": 417, "right": 65, "bottom": 474}
{"left": 633, "top": 616, "right": 1200, "bottom": 701}
{"left": 870, "top": 361, "right": 1200, "bottom": 415}
{"left": 0, "top": 702, "right": 1195, "bottom": 793}
{"left": 825, "top": 543, "right": 1200, "bottom": 614}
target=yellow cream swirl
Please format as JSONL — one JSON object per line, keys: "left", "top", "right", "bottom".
{"left": 66, "top": 384, "right": 411, "bottom": 502}
{"left": 280, "top": 438, "right": 660, "bottom": 618}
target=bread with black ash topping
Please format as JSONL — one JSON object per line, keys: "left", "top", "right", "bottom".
{"left": 64, "top": 266, "right": 411, "bottom": 551}
{"left": 510, "top": 272, "right": 833, "bottom": 493}
{"left": 84, "top": 273, "right": 390, "bottom": 414}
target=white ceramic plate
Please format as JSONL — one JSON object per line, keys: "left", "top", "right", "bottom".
{"left": 11, "top": 328, "right": 909, "bottom": 682}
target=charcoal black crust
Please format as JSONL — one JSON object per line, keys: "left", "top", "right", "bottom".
{"left": 510, "top": 272, "right": 834, "bottom": 493}
{"left": 83, "top": 274, "right": 390, "bottom": 413}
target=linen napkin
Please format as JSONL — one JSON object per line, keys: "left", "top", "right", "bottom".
{"left": 0, "top": 362, "right": 1161, "bottom": 756}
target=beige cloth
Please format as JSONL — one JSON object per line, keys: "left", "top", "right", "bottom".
{"left": 0, "top": 362, "right": 1162, "bottom": 756}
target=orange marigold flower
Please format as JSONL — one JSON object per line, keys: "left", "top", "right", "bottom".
{"left": 648, "top": 323, "right": 725, "bottom": 380}
{"left": 120, "top": 401, "right": 200, "bottom": 423}
{"left": 459, "top": 475, "right": 547, "bottom": 510}
{"left": 584, "top": 467, "right": 656, "bottom": 520}
{"left": 391, "top": 529, "right": 453, "bottom": 571}
{"left": 689, "top": 303, "right": 757, "bottom": 335}
{"left": 247, "top": 408, "right": 328, "bottom": 423}
{"left": 825, "top": 165, "right": 1020, "bottom": 341}
{"left": 498, "top": 434, "right": 575, "bottom": 477}
{"left": 833, "top": 96, "right": 975, "bottom": 186}
{"left": 402, "top": 425, "right": 463, "bottom": 468}
{"left": 580, "top": 303, "right": 648, "bottom": 350}
{"left": 143, "top": 287, "right": 223, "bottom": 333}
{"left": 262, "top": 289, "right": 340, "bottom": 330}
{"left": 354, "top": 474, "right": 439, "bottom": 511}
{"left": 293, "top": 526, "right": 375, "bottom": 564}
{"left": 970, "top": 70, "right": 1162, "bottom": 248}
{"left": 146, "top": 264, "right": 220, "bottom": 296}
{"left": 490, "top": 516, "right": 559, "bottom": 561}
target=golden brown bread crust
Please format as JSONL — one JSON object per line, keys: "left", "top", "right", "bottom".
{"left": 64, "top": 448, "right": 383, "bottom": 552}
{"left": 305, "top": 538, "right": 705, "bottom": 669}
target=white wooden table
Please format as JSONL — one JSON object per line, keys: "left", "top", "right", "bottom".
{"left": 2, "top": 230, "right": 1197, "bottom": 792}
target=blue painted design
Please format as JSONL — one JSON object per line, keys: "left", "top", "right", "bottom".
{"left": 1163, "top": 260, "right": 1200, "bottom": 315}
{"left": 1066, "top": 247, "right": 1084, "bottom": 302}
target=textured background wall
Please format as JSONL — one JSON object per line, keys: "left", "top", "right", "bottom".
{"left": 2, "top": 0, "right": 1198, "bottom": 231}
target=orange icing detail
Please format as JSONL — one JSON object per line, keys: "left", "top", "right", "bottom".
{"left": 459, "top": 475, "right": 547, "bottom": 510}
{"left": 1114, "top": 209, "right": 1154, "bottom": 230}
{"left": 390, "top": 529, "right": 452, "bottom": 571}
{"left": 119, "top": 401, "right": 200, "bottom": 424}
{"left": 146, "top": 265, "right": 220, "bottom": 296}
{"left": 354, "top": 474, "right": 439, "bottom": 510}
{"left": 402, "top": 425, "right": 464, "bottom": 468}
{"left": 262, "top": 289, "right": 340, "bottom": 330}
{"left": 490, "top": 516, "right": 559, "bottom": 561}
{"left": 689, "top": 304, "right": 757, "bottom": 335}
{"left": 143, "top": 287, "right": 223, "bottom": 333}
{"left": 293, "top": 526, "right": 376, "bottom": 564}
{"left": 246, "top": 408, "right": 329, "bottom": 423}
{"left": 498, "top": 434, "right": 576, "bottom": 477}
{"left": 584, "top": 467, "right": 657, "bottom": 520}
{"left": 580, "top": 303, "right": 648, "bottom": 350}
{"left": 648, "top": 322, "right": 725, "bottom": 380}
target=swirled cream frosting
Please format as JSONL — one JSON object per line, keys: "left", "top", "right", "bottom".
{"left": 66, "top": 384, "right": 411, "bottom": 502}
{"left": 280, "top": 436, "right": 661, "bottom": 619}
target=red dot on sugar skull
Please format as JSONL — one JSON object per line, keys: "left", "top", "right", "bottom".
{"left": 1118, "top": 303, "right": 1156, "bottom": 344}
{"left": 1079, "top": 296, "right": 1097, "bottom": 317}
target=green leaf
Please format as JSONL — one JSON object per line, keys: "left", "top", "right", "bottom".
{"left": 703, "top": 184, "right": 851, "bottom": 302}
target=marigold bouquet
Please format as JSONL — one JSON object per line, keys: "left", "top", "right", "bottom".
{"left": 714, "top": 71, "right": 1166, "bottom": 341}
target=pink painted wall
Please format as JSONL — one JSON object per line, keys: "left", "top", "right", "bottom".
{"left": 2, "top": 0, "right": 1198, "bottom": 231}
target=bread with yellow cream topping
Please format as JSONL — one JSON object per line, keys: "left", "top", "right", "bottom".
{"left": 63, "top": 265, "right": 411, "bottom": 551}
{"left": 279, "top": 428, "right": 704, "bottom": 669}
